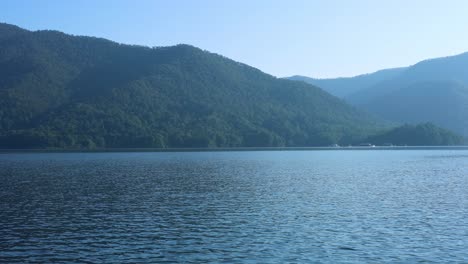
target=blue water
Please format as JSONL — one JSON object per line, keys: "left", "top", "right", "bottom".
{"left": 0, "top": 150, "right": 467, "bottom": 263}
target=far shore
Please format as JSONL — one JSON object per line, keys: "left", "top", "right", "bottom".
{"left": 1, "top": 146, "right": 468, "bottom": 153}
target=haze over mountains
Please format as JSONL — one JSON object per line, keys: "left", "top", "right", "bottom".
{"left": 0, "top": 23, "right": 463, "bottom": 148}
{"left": 289, "top": 52, "right": 468, "bottom": 137}
{"left": 289, "top": 67, "right": 406, "bottom": 98}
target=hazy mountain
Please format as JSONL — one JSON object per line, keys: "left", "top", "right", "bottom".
{"left": 290, "top": 51, "right": 468, "bottom": 138}
{"left": 287, "top": 67, "right": 406, "bottom": 98}
{"left": 0, "top": 23, "right": 386, "bottom": 148}
{"left": 346, "top": 52, "right": 468, "bottom": 105}
{"left": 346, "top": 53, "right": 468, "bottom": 137}
{"left": 361, "top": 81, "right": 468, "bottom": 137}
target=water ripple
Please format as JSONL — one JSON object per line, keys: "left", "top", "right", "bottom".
{"left": 0, "top": 150, "right": 467, "bottom": 263}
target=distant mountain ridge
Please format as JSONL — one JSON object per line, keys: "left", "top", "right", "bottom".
{"left": 362, "top": 80, "right": 468, "bottom": 137}
{"left": 288, "top": 67, "right": 406, "bottom": 98}
{"left": 346, "top": 52, "right": 468, "bottom": 104}
{"left": 289, "top": 52, "right": 468, "bottom": 138}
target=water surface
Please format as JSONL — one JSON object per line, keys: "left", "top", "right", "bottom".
{"left": 0, "top": 150, "right": 467, "bottom": 263}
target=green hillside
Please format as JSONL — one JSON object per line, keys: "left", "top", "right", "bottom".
{"left": 0, "top": 23, "right": 384, "bottom": 149}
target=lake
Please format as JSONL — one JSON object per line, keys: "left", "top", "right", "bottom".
{"left": 0, "top": 150, "right": 467, "bottom": 263}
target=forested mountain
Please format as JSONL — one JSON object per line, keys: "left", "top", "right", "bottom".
{"left": 290, "top": 52, "right": 468, "bottom": 138}
{"left": 348, "top": 53, "right": 468, "bottom": 137}
{"left": 362, "top": 81, "right": 468, "bottom": 137}
{"left": 288, "top": 67, "right": 405, "bottom": 98}
{"left": 0, "top": 23, "right": 385, "bottom": 148}
{"left": 0, "top": 23, "right": 463, "bottom": 148}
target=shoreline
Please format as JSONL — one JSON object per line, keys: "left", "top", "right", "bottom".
{"left": 1, "top": 146, "right": 468, "bottom": 153}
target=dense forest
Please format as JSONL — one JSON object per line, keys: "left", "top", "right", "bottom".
{"left": 0, "top": 23, "right": 382, "bottom": 148}
{"left": 365, "top": 123, "right": 464, "bottom": 146}
{"left": 0, "top": 23, "right": 464, "bottom": 148}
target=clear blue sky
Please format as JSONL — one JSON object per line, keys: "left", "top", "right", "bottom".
{"left": 1, "top": 0, "right": 468, "bottom": 78}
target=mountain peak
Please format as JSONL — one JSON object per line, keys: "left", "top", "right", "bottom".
{"left": 0, "top": 22, "right": 29, "bottom": 39}
{"left": 0, "top": 22, "right": 27, "bottom": 31}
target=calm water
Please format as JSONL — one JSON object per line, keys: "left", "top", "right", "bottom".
{"left": 0, "top": 150, "right": 467, "bottom": 263}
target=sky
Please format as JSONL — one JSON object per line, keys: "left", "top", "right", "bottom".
{"left": 1, "top": 0, "right": 468, "bottom": 78}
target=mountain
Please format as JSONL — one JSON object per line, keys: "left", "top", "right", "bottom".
{"left": 362, "top": 81, "right": 468, "bottom": 137}
{"left": 289, "top": 52, "right": 468, "bottom": 138}
{"left": 348, "top": 53, "right": 468, "bottom": 137}
{"left": 0, "top": 23, "right": 385, "bottom": 149}
{"left": 346, "top": 52, "right": 468, "bottom": 105}
{"left": 287, "top": 67, "right": 406, "bottom": 98}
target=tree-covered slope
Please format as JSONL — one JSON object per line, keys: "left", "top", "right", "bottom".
{"left": 0, "top": 23, "right": 385, "bottom": 148}
{"left": 365, "top": 123, "right": 464, "bottom": 146}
